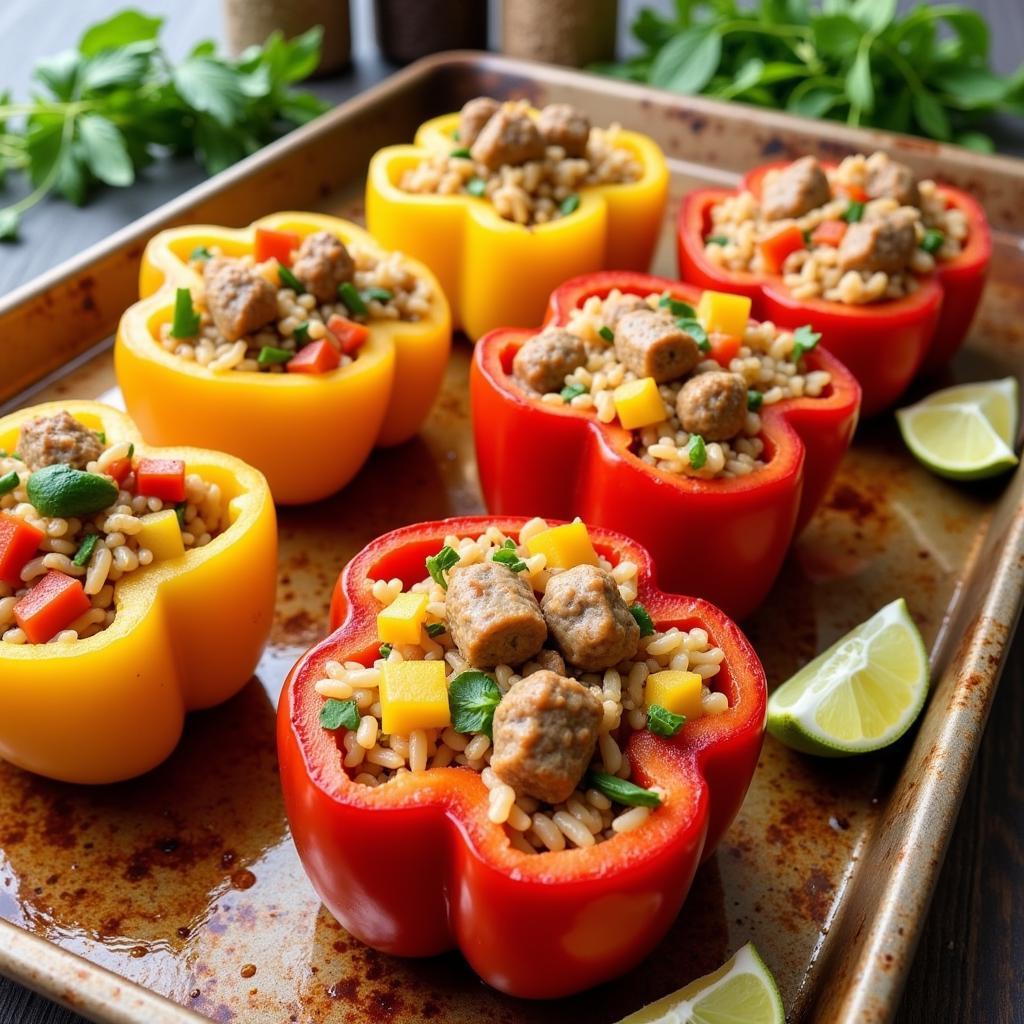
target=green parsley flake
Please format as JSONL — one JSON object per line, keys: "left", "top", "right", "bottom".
{"left": 647, "top": 704, "right": 686, "bottom": 737}
{"left": 560, "top": 194, "right": 581, "bottom": 216}
{"left": 560, "top": 382, "right": 587, "bottom": 402}
{"left": 379, "top": 643, "right": 393, "bottom": 659}
{"left": 588, "top": 770, "right": 662, "bottom": 807}
{"left": 320, "top": 698, "right": 360, "bottom": 731}
{"left": 362, "top": 287, "right": 394, "bottom": 304}
{"left": 190, "top": 245, "right": 213, "bottom": 262}
{"left": 688, "top": 434, "right": 707, "bottom": 470}
{"left": 425, "top": 622, "right": 447, "bottom": 638}
{"left": 0, "top": 470, "right": 18, "bottom": 496}
{"left": 448, "top": 671, "right": 502, "bottom": 738}
{"left": 450, "top": 147, "right": 472, "bottom": 159}
{"left": 920, "top": 228, "right": 944, "bottom": 254}
{"left": 704, "top": 235, "right": 729, "bottom": 246}
{"left": 842, "top": 200, "right": 865, "bottom": 224}
{"left": 426, "top": 544, "right": 460, "bottom": 589}
{"left": 175, "top": 501, "right": 187, "bottom": 527}
{"left": 598, "top": 325, "right": 615, "bottom": 343}
{"left": 791, "top": 324, "right": 822, "bottom": 363}
{"left": 492, "top": 539, "right": 528, "bottom": 573}
{"left": 660, "top": 293, "right": 696, "bottom": 319}
{"left": 170, "top": 288, "right": 201, "bottom": 339}
{"left": 629, "top": 602, "right": 655, "bottom": 637}
{"left": 72, "top": 533, "right": 100, "bottom": 568}
{"left": 678, "top": 317, "right": 710, "bottom": 352}
{"left": 466, "top": 177, "right": 487, "bottom": 197}
{"left": 747, "top": 389, "right": 764, "bottom": 411}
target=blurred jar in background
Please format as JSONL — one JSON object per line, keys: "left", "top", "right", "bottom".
{"left": 502, "top": 0, "right": 618, "bottom": 66}
{"left": 375, "top": 0, "right": 488, "bottom": 64}
{"left": 223, "top": 0, "right": 352, "bottom": 73}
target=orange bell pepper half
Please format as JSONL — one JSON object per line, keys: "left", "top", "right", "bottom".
{"left": 14, "top": 570, "right": 92, "bottom": 644}
{"left": 116, "top": 212, "right": 451, "bottom": 504}
{"left": 287, "top": 339, "right": 341, "bottom": 374}
{"left": 0, "top": 512, "right": 44, "bottom": 587}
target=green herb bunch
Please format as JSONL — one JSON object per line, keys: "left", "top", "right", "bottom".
{"left": 0, "top": 9, "right": 329, "bottom": 240}
{"left": 596, "top": 0, "right": 1024, "bottom": 152}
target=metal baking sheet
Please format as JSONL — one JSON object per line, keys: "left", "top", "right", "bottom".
{"left": 1, "top": 52, "right": 1022, "bottom": 1024}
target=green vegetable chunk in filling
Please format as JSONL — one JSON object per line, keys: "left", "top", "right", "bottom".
{"left": 647, "top": 703, "right": 686, "bottom": 737}
{"left": 170, "top": 288, "right": 201, "bottom": 339}
{"left": 588, "top": 770, "right": 662, "bottom": 807}
{"left": 449, "top": 671, "right": 502, "bottom": 738}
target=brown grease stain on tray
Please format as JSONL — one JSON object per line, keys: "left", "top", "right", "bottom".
{"left": 0, "top": 56, "right": 1022, "bottom": 1024}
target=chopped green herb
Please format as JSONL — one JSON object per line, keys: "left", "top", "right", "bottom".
{"left": 425, "top": 622, "right": 447, "bottom": 638}
{"left": 448, "top": 671, "right": 502, "bottom": 738}
{"left": 190, "top": 245, "right": 213, "bottom": 262}
{"left": 466, "top": 177, "right": 487, "bottom": 197}
{"left": 450, "top": 147, "right": 472, "bottom": 159}
{"left": 95, "top": 431, "right": 106, "bottom": 444}
{"left": 426, "top": 544, "right": 460, "bottom": 589}
{"left": 629, "top": 602, "right": 654, "bottom": 637}
{"left": 320, "top": 698, "right": 360, "bottom": 731}
{"left": 704, "top": 235, "right": 729, "bottom": 247}
{"left": 598, "top": 325, "right": 615, "bottom": 343}
{"left": 492, "top": 539, "right": 528, "bottom": 573}
{"left": 842, "top": 200, "right": 865, "bottom": 224}
{"left": 379, "top": 643, "right": 393, "bottom": 659}
{"left": 647, "top": 704, "right": 686, "bottom": 738}
{"left": 560, "top": 193, "right": 581, "bottom": 216}
{"left": 72, "top": 532, "right": 100, "bottom": 567}
{"left": 921, "top": 228, "right": 945, "bottom": 254}
{"left": 688, "top": 434, "right": 707, "bottom": 470}
{"left": 277, "top": 263, "right": 306, "bottom": 294}
{"left": 791, "top": 324, "right": 822, "bottom": 363}
{"left": 174, "top": 501, "right": 187, "bottom": 527}
{"left": 127, "top": 443, "right": 135, "bottom": 459}
{"left": 678, "top": 317, "right": 710, "bottom": 352}
{"left": 337, "top": 281, "right": 367, "bottom": 316}
{"left": 257, "top": 345, "right": 292, "bottom": 367}
{"left": 659, "top": 293, "right": 697, "bottom": 319}
{"left": 747, "top": 389, "right": 764, "bottom": 412}
{"left": 292, "top": 322, "right": 311, "bottom": 347}
{"left": 0, "top": 469, "right": 20, "bottom": 496}
{"left": 362, "top": 287, "right": 394, "bottom": 304}
{"left": 170, "top": 287, "right": 201, "bottom": 338}
{"left": 802, "top": 228, "right": 814, "bottom": 247}
{"left": 560, "top": 382, "right": 588, "bottom": 402}
{"left": 452, "top": 129, "right": 461, "bottom": 141}
{"left": 588, "top": 770, "right": 662, "bottom": 808}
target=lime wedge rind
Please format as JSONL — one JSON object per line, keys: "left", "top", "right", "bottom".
{"left": 897, "top": 378, "right": 1020, "bottom": 481}
{"left": 616, "top": 943, "right": 784, "bottom": 1024}
{"left": 766, "top": 598, "right": 930, "bottom": 758}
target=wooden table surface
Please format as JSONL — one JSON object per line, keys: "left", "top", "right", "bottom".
{"left": 1, "top": 2, "right": 1021, "bottom": 1022}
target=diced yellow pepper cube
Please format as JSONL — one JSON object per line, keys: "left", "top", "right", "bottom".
{"left": 377, "top": 591, "right": 429, "bottom": 645}
{"left": 612, "top": 377, "right": 666, "bottom": 430}
{"left": 645, "top": 670, "right": 703, "bottom": 720}
{"left": 697, "top": 290, "right": 751, "bottom": 338}
{"left": 525, "top": 521, "right": 599, "bottom": 569}
{"left": 379, "top": 660, "right": 451, "bottom": 735}
{"left": 137, "top": 509, "right": 185, "bottom": 562}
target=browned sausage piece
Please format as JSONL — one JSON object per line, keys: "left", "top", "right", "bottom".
{"left": 458, "top": 97, "right": 500, "bottom": 147}
{"left": 761, "top": 156, "right": 832, "bottom": 221}
{"left": 15, "top": 411, "right": 104, "bottom": 471}
{"left": 537, "top": 103, "right": 591, "bottom": 158}
{"left": 490, "top": 670, "right": 603, "bottom": 803}
{"left": 602, "top": 292, "right": 649, "bottom": 329}
{"left": 470, "top": 107, "right": 546, "bottom": 170}
{"left": 614, "top": 310, "right": 701, "bottom": 384}
{"left": 512, "top": 329, "right": 587, "bottom": 394}
{"left": 541, "top": 565, "right": 640, "bottom": 672}
{"left": 837, "top": 210, "right": 917, "bottom": 274}
{"left": 866, "top": 159, "right": 920, "bottom": 208}
{"left": 291, "top": 230, "right": 355, "bottom": 303}
{"left": 203, "top": 258, "right": 278, "bottom": 342}
{"left": 676, "top": 371, "right": 748, "bottom": 442}
{"left": 446, "top": 561, "right": 547, "bottom": 668}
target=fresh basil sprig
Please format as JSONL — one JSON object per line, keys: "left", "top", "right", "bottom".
{"left": 0, "top": 12, "right": 328, "bottom": 241}
{"left": 594, "top": 3, "right": 1022, "bottom": 154}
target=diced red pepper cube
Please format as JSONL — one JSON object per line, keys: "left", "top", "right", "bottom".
{"left": 708, "top": 333, "right": 742, "bottom": 367}
{"left": 14, "top": 570, "right": 92, "bottom": 643}
{"left": 0, "top": 512, "right": 44, "bottom": 587}
{"left": 838, "top": 183, "right": 869, "bottom": 203}
{"left": 758, "top": 224, "right": 806, "bottom": 275}
{"left": 811, "top": 219, "right": 848, "bottom": 248}
{"left": 287, "top": 339, "right": 341, "bottom": 375}
{"left": 136, "top": 458, "right": 186, "bottom": 503}
{"left": 107, "top": 457, "right": 133, "bottom": 486}
{"left": 254, "top": 227, "right": 301, "bottom": 267}
{"left": 326, "top": 315, "right": 371, "bottom": 357}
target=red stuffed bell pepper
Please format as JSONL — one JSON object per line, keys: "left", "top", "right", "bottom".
{"left": 472, "top": 272, "right": 860, "bottom": 620}
{"left": 678, "top": 156, "right": 991, "bottom": 415}
{"left": 278, "top": 516, "right": 767, "bottom": 998}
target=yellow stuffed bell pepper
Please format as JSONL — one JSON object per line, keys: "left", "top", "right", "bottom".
{"left": 366, "top": 109, "right": 669, "bottom": 340}
{"left": 116, "top": 212, "right": 451, "bottom": 505}
{"left": 0, "top": 401, "right": 276, "bottom": 784}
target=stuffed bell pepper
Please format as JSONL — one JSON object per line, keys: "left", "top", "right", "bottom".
{"left": 278, "top": 515, "right": 766, "bottom": 998}
{"left": 116, "top": 213, "right": 451, "bottom": 504}
{"left": 471, "top": 272, "right": 861, "bottom": 620}
{"left": 0, "top": 401, "right": 276, "bottom": 784}
{"left": 678, "top": 151, "right": 990, "bottom": 415}
{"left": 366, "top": 97, "right": 669, "bottom": 339}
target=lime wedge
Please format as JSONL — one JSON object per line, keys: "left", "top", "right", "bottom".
{"left": 767, "top": 598, "right": 929, "bottom": 757}
{"left": 896, "top": 377, "right": 1019, "bottom": 480}
{"left": 616, "top": 944, "right": 784, "bottom": 1024}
